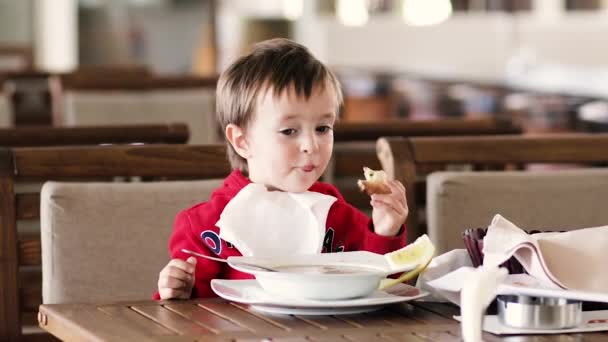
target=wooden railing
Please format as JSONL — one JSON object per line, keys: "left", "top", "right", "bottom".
{"left": 377, "top": 133, "right": 608, "bottom": 243}
{"left": 0, "top": 123, "right": 189, "bottom": 147}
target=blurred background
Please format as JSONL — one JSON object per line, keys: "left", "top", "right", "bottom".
{"left": 2, "top": 0, "right": 608, "bottom": 132}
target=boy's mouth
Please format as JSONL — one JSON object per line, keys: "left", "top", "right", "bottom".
{"left": 301, "top": 165, "right": 316, "bottom": 172}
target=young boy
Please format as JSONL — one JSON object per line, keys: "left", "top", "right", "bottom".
{"left": 156, "top": 38, "right": 408, "bottom": 300}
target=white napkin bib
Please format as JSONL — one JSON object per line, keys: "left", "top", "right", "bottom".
{"left": 216, "top": 183, "right": 337, "bottom": 258}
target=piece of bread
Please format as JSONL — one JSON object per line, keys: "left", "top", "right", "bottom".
{"left": 357, "top": 167, "right": 391, "bottom": 195}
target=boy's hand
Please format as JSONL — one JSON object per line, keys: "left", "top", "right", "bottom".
{"left": 158, "top": 256, "right": 197, "bottom": 299}
{"left": 370, "top": 180, "right": 408, "bottom": 236}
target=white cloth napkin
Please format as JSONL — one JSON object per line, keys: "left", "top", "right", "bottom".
{"left": 416, "top": 249, "right": 472, "bottom": 303}
{"left": 483, "top": 214, "right": 608, "bottom": 293}
{"left": 216, "top": 183, "right": 337, "bottom": 258}
{"left": 460, "top": 266, "right": 508, "bottom": 342}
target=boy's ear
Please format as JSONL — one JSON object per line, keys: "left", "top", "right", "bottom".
{"left": 225, "top": 123, "right": 251, "bottom": 158}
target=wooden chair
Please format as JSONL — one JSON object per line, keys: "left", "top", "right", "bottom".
{"left": 0, "top": 123, "right": 189, "bottom": 147}
{"left": 51, "top": 74, "right": 220, "bottom": 144}
{"left": 329, "top": 117, "right": 522, "bottom": 209}
{"left": 0, "top": 144, "right": 231, "bottom": 341}
{"left": 376, "top": 133, "right": 608, "bottom": 244}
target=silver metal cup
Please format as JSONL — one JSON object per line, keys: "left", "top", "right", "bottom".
{"left": 497, "top": 295, "right": 582, "bottom": 330}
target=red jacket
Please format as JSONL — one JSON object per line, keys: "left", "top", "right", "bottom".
{"left": 154, "top": 170, "right": 407, "bottom": 299}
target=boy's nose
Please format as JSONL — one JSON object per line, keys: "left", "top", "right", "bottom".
{"left": 300, "top": 134, "right": 318, "bottom": 153}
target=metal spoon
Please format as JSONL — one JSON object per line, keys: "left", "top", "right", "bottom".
{"left": 181, "top": 249, "right": 278, "bottom": 272}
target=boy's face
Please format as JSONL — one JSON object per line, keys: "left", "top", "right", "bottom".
{"left": 244, "top": 83, "right": 337, "bottom": 192}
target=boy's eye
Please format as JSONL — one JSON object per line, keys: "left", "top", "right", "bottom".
{"left": 279, "top": 128, "right": 296, "bottom": 136}
{"left": 316, "top": 125, "right": 333, "bottom": 133}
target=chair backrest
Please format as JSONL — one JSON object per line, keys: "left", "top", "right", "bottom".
{"left": 0, "top": 144, "right": 230, "bottom": 341}
{"left": 0, "top": 89, "right": 11, "bottom": 127}
{"left": 427, "top": 169, "right": 608, "bottom": 254}
{"left": 53, "top": 75, "right": 219, "bottom": 144}
{"left": 0, "top": 123, "right": 189, "bottom": 146}
{"left": 377, "top": 134, "right": 608, "bottom": 244}
{"left": 40, "top": 179, "right": 223, "bottom": 304}
{"left": 328, "top": 117, "right": 521, "bottom": 209}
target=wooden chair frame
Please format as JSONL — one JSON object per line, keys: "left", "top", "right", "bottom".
{"left": 377, "top": 133, "right": 608, "bottom": 244}
{"left": 0, "top": 123, "right": 189, "bottom": 147}
{"left": 0, "top": 144, "right": 230, "bottom": 341}
{"left": 329, "top": 117, "right": 522, "bottom": 208}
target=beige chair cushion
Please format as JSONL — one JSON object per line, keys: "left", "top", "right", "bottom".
{"left": 62, "top": 88, "right": 218, "bottom": 144}
{"left": 0, "top": 92, "right": 12, "bottom": 127}
{"left": 427, "top": 169, "right": 608, "bottom": 254}
{"left": 0, "top": 55, "right": 28, "bottom": 71}
{"left": 40, "top": 179, "right": 222, "bottom": 304}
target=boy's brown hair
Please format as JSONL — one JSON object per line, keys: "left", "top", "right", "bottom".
{"left": 216, "top": 38, "right": 343, "bottom": 173}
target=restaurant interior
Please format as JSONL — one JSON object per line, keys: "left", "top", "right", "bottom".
{"left": 2, "top": 0, "right": 608, "bottom": 341}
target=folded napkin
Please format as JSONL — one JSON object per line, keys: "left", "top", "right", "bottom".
{"left": 216, "top": 183, "right": 337, "bottom": 258}
{"left": 483, "top": 214, "right": 608, "bottom": 293}
{"left": 416, "top": 249, "right": 473, "bottom": 303}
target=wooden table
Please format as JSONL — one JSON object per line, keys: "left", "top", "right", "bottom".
{"left": 38, "top": 299, "right": 608, "bottom": 341}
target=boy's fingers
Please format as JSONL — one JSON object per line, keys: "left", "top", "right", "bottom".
{"left": 371, "top": 198, "right": 407, "bottom": 217}
{"left": 168, "top": 258, "right": 196, "bottom": 274}
{"left": 186, "top": 256, "right": 197, "bottom": 266}
{"left": 372, "top": 191, "right": 406, "bottom": 208}
{"left": 159, "top": 288, "right": 187, "bottom": 300}
{"left": 158, "top": 276, "right": 184, "bottom": 290}
{"left": 163, "top": 266, "right": 193, "bottom": 282}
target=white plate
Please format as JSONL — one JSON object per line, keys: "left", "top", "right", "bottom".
{"left": 211, "top": 279, "right": 428, "bottom": 315}
{"left": 250, "top": 304, "right": 383, "bottom": 315}
{"left": 226, "top": 251, "right": 419, "bottom": 300}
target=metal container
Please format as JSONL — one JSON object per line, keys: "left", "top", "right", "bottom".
{"left": 497, "top": 295, "right": 582, "bottom": 329}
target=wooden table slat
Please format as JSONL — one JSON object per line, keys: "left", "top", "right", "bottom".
{"left": 410, "top": 301, "right": 461, "bottom": 319}
{"left": 256, "top": 337, "right": 313, "bottom": 342}
{"left": 131, "top": 304, "right": 215, "bottom": 335}
{"left": 355, "top": 308, "right": 424, "bottom": 327}
{"left": 164, "top": 302, "right": 248, "bottom": 333}
{"left": 305, "top": 336, "right": 350, "bottom": 342}
{"left": 388, "top": 303, "right": 455, "bottom": 325}
{"left": 380, "top": 331, "right": 427, "bottom": 342}
{"left": 39, "top": 304, "right": 155, "bottom": 341}
{"left": 340, "top": 331, "right": 391, "bottom": 342}
{"left": 334, "top": 311, "right": 395, "bottom": 328}
{"left": 199, "top": 301, "right": 289, "bottom": 332}
{"left": 294, "top": 315, "right": 362, "bottom": 330}
{"left": 411, "top": 328, "right": 461, "bottom": 342}
{"left": 98, "top": 305, "right": 176, "bottom": 336}
{"left": 230, "top": 303, "right": 325, "bottom": 331}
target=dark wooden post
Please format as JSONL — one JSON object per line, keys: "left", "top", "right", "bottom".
{"left": 0, "top": 148, "right": 20, "bottom": 341}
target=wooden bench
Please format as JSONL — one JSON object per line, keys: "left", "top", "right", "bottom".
{"left": 376, "top": 133, "right": 608, "bottom": 244}
{"left": 333, "top": 117, "right": 519, "bottom": 141}
{"left": 329, "top": 117, "right": 522, "bottom": 209}
{"left": 0, "top": 144, "right": 230, "bottom": 341}
{"left": 0, "top": 123, "right": 189, "bottom": 147}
